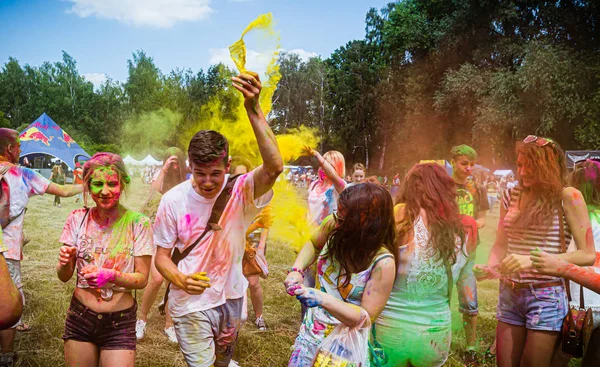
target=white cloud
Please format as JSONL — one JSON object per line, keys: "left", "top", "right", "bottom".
{"left": 65, "top": 0, "right": 213, "bottom": 28}
{"left": 83, "top": 72, "right": 107, "bottom": 88}
{"left": 209, "top": 47, "right": 275, "bottom": 79}
{"left": 284, "top": 48, "right": 318, "bottom": 62}
{"left": 208, "top": 47, "right": 318, "bottom": 79}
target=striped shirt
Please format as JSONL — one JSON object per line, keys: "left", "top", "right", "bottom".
{"left": 502, "top": 187, "right": 571, "bottom": 283}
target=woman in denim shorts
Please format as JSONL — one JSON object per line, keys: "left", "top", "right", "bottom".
{"left": 56, "top": 153, "right": 154, "bottom": 366}
{"left": 474, "top": 136, "right": 596, "bottom": 367}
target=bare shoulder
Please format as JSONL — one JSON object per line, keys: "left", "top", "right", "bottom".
{"left": 562, "top": 187, "right": 585, "bottom": 207}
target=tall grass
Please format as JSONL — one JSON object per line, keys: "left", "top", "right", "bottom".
{"left": 12, "top": 179, "right": 580, "bottom": 366}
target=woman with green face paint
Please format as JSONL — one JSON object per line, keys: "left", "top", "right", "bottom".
{"left": 55, "top": 152, "right": 154, "bottom": 367}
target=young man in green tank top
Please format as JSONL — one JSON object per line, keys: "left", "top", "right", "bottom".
{"left": 451, "top": 144, "right": 489, "bottom": 366}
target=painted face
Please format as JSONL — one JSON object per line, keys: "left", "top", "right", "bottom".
{"left": 191, "top": 160, "right": 229, "bottom": 199}
{"left": 318, "top": 168, "right": 326, "bottom": 181}
{"left": 89, "top": 167, "right": 122, "bottom": 210}
{"left": 452, "top": 155, "right": 475, "bottom": 180}
{"left": 517, "top": 154, "right": 535, "bottom": 187}
{"left": 352, "top": 170, "right": 365, "bottom": 183}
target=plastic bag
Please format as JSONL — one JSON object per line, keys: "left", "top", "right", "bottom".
{"left": 312, "top": 309, "right": 371, "bottom": 367}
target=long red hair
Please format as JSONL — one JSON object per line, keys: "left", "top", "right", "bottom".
{"left": 515, "top": 140, "right": 567, "bottom": 228}
{"left": 395, "top": 163, "right": 465, "bottom": 264}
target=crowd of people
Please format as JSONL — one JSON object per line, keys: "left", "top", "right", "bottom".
{"left": 0, "top": 68, "right": 600, "bottom": 367}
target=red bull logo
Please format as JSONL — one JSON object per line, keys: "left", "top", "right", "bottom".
{"left": 19, "top": 127, "right": 54, "bottom": 146}
{"left": 59, "top": 130, "right": 75, "bottom": 147}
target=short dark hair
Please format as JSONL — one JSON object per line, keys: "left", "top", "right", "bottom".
{"left": 0, "top": 128, "right": 18, "bottom": 154}
{"left": 188, "top": 130, "right": 229, "bottom": 166}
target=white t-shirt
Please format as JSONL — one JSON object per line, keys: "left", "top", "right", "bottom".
{"left": 153, "top": 171, "right": 272, "bottom": 317}
{"left": 0, "top": 163, "right": 49, "bottom": 261}
{"left": 59, "top": 208, "right": 154, "bottom": 292}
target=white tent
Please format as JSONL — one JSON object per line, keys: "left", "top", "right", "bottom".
{"left": 140, "top": 154, "right": 162, "bottom": 166}
{"left": 494, "top": 169, "right": 514, "bottom": 177}
{"left": 123, "top": 155, "right": 142, "bottom": 165}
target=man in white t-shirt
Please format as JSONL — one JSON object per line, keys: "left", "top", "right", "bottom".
{"left": 154, "top": 71, "right": 283, "bottom": 367}
{"left": 0, "top": 128, "right": 83, "bottom": 365}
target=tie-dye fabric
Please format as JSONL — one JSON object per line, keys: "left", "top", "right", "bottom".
{"left": 153, "top": 171, "right": 273, "bottom": 318}
{"left": 288, "top": 244, "right": 393, "bottom": 367}
{"left": 0, "top": 162, "right": 49, "bottom": 261}
{"left": 307, "top": 182, "right": 344, "bottom": 226}
{"left": 59, "top": 208, "right": 154, "bottom": 292}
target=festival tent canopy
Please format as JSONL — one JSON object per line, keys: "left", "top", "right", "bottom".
{"left": 565, "top": 150, "right": 600, "bottom": 169}
{"left": 494, "top": 170, "right": 514, "bottom": 177}
{"left": 140, "top": 154, "right": 162, "bottom": 166}
{"left": 19, "top": 113, "right": 91, "bottom": 170}
{"left": 123, "top": 155, "right": 142, "bottom": 165}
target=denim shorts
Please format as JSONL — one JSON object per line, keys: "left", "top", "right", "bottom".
{"left": 63, "top": 296, "right": 137, "bottom": 350}
{"left": 496, "top": 281, "right": 567, "bottom": 331}
{"left": 171, "top": 297, "right": 243, "bottom": 367}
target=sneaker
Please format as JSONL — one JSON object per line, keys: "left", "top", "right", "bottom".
{"left": 228, "top": 360, "right": 240, "bottom": 367}
{"left": 135, "top": 319, "right": 147, "bottom": 340}
{"left": 464, "top": 350, "right": 480, "bottom": 367}
{"left": 163, "top": 326, "right": 178, "bottom": 344}
{"left": 255, "top": 315, "right": 267, "bottom": 331}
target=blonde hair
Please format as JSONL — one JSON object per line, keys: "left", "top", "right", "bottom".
{"left": 323, "top": 150, "right": 346, "bottom": 178}
{"left": 353, "top": 163, "right": 366, "bottom": 174}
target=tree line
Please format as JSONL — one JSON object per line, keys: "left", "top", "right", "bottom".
{"left": 1, "top": 0, "right": 598, "bottom": 173}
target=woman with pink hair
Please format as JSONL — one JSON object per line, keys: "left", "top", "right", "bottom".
{"left": 56, "top": 152, "right": 153, "bottom": 366}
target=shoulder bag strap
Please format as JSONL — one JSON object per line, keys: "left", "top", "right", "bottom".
{"left": 160, "top": 174, "right": 242, "bottom": 313}
{"left": 558, "top": 204, "right": 573, "bottom": 304}
{"left": 171, "top": 174, "right": 241, "bottom": 264}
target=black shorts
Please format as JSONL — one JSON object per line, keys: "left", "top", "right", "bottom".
{"left": 63, "top": 296, "right": 137, "bottom": 351}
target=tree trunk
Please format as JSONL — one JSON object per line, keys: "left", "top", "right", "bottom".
{"left": 364, "top": 130, "right": 369, "bottom": 169}
{"left": 378, "top": 131, "right": 387, "bottom": 171}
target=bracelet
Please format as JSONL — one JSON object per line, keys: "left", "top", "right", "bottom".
{"left": 287, "top": 267, "right": 306, "bottom": 277}
{"left": 317, "top": 158, "right": 325, "bottom": 166}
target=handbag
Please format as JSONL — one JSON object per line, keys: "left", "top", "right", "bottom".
{"left": 559, "top": 205, "right": 594, "bottom": 358}
{"left": 242, "top": 241, "right": 268, "bottom": 279}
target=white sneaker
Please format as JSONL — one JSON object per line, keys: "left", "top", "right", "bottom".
{"left": 135, "top": 319, "right": 147, "bottom": 340}
{"left": 163, "top": 326, "right": 178, "bottom": 344}
{"left": 228, "top": 360, "right": 240, "bottom": 367}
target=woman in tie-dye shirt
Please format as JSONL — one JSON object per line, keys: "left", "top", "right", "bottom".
{"left": 285, "top": 183, "right": 397, "bottom": 366}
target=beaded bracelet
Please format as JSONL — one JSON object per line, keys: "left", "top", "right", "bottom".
{"left": 287, "top": 267, "right": 306, "bottom": 277}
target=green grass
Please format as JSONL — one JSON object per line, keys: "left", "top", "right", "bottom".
{"left": 12, "top": 179, "right": 580, "bottom": 366}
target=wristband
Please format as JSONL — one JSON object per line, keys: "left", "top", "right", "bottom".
{"left": 287, "top": 267, "right": 306, "bottom": 277}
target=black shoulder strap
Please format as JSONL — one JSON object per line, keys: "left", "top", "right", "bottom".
{"left": 170, "top": 174, "right": 241, "bottom": 265}
{"left": 160, "top": 174, "right": 241, "bottom": 314}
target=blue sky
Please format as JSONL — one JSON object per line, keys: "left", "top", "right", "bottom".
{"left": 0, "top": 0, "right": 390, "bottom": 86}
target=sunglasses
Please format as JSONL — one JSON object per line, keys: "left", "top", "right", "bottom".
{"left": 523, "top": 135, "right": 556, "bottom": 147}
